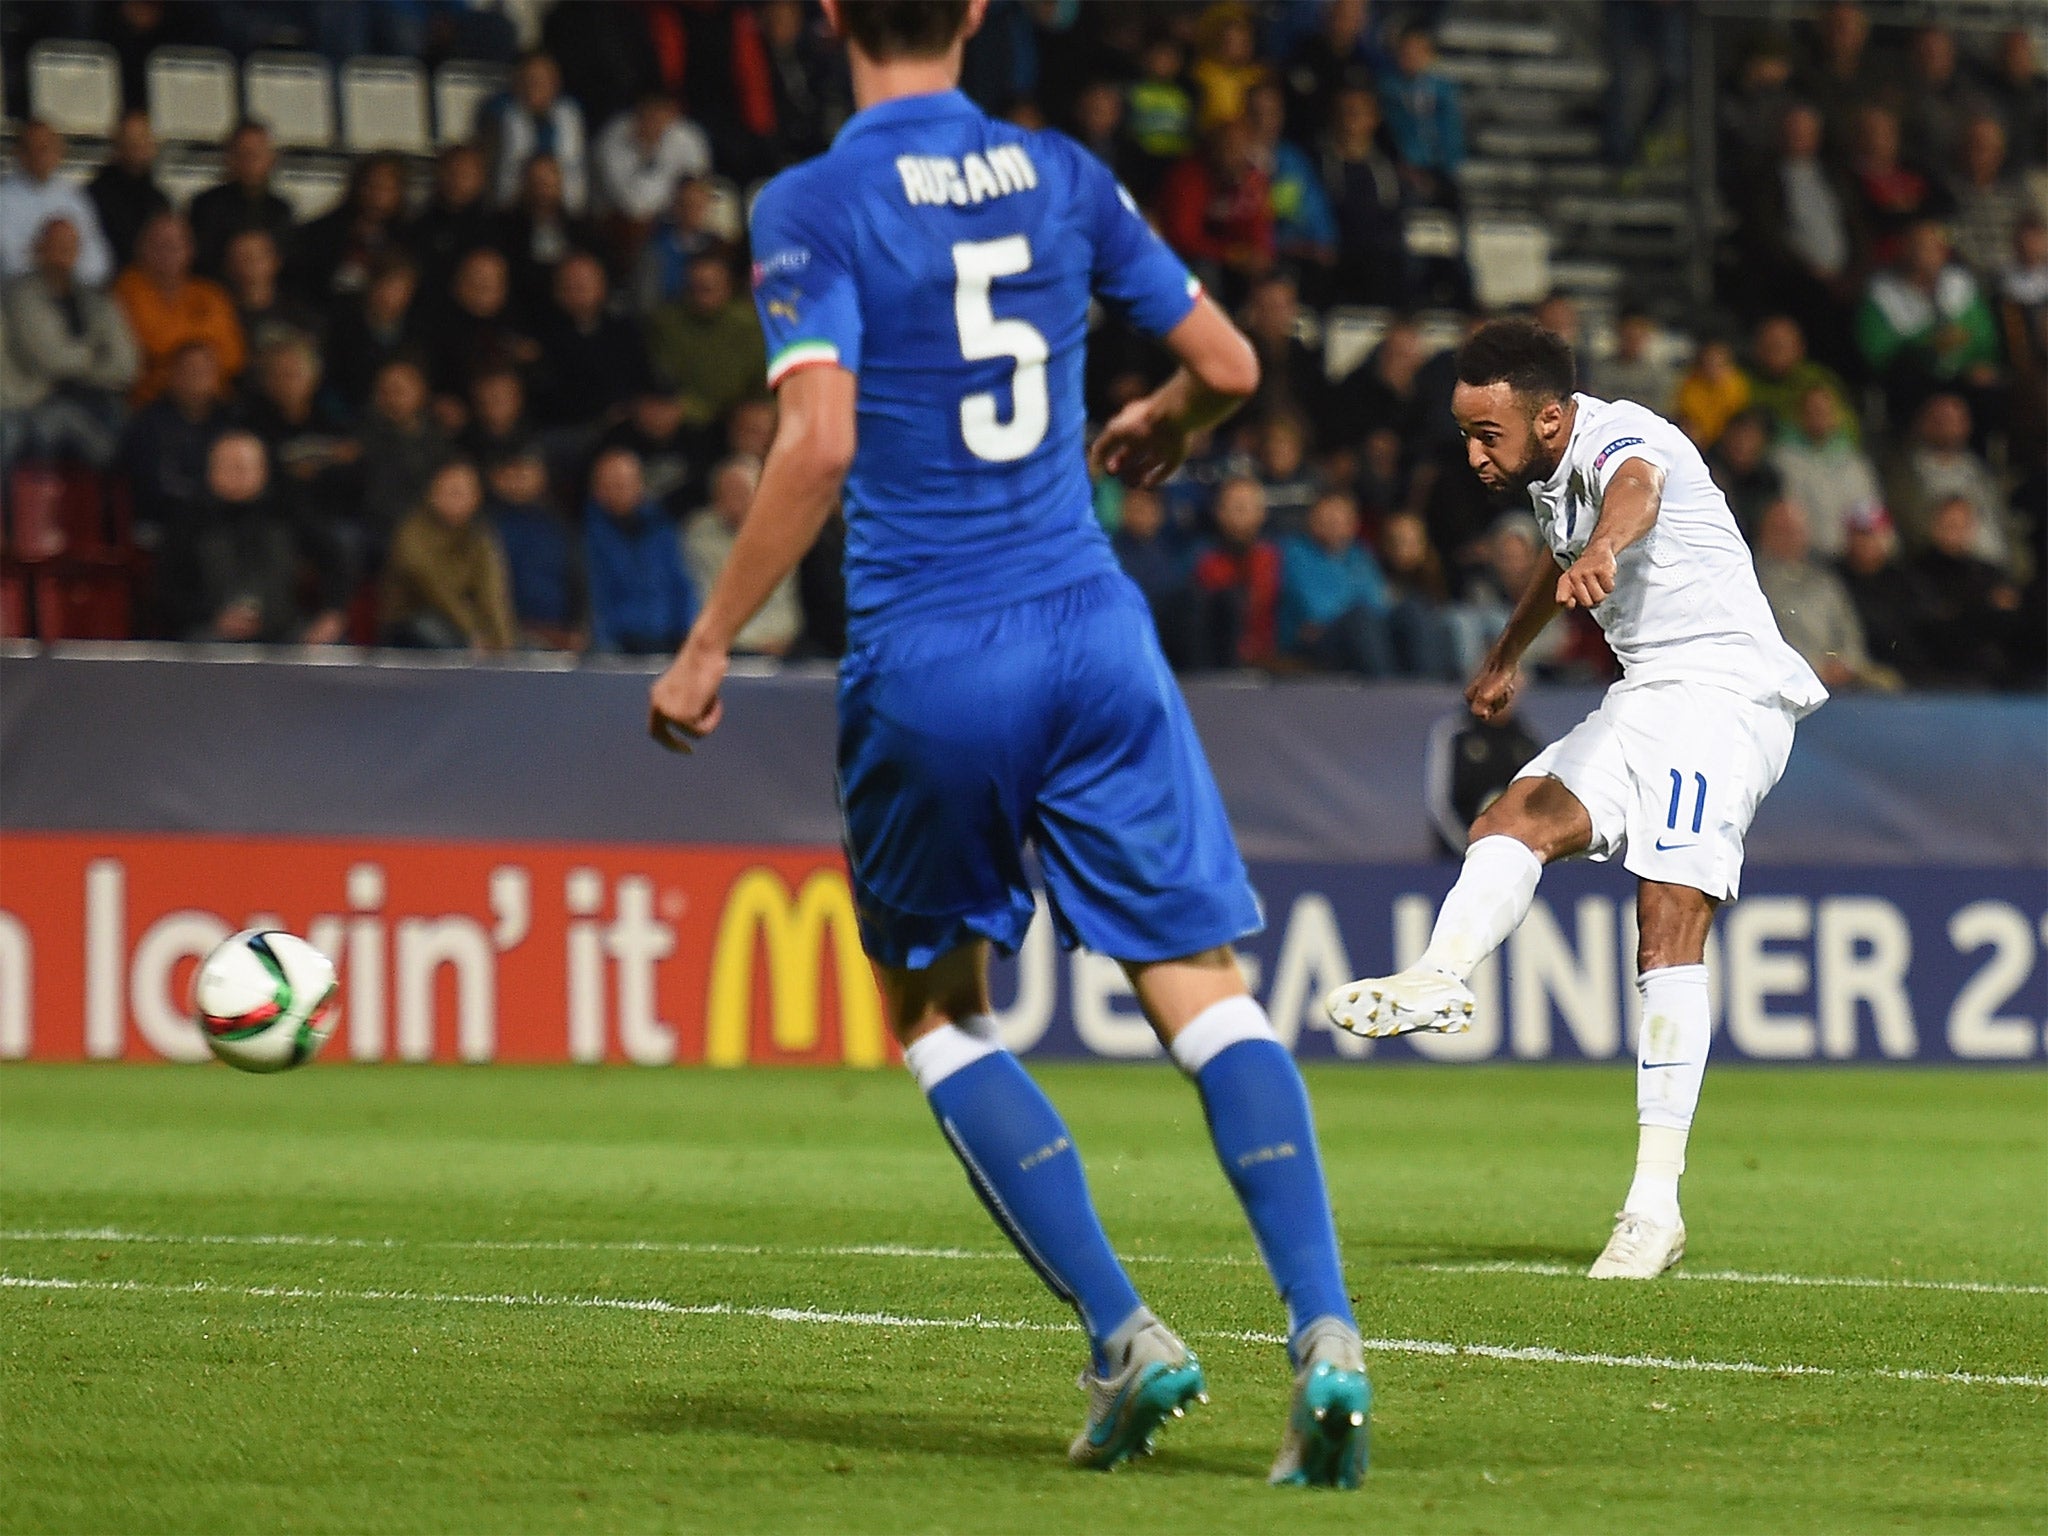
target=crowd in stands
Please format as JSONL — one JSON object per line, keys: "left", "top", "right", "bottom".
{"left": 0, "top": 0, "right": 2041, "bottom": 691}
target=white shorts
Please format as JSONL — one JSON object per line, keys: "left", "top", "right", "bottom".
{"left": 1515, "top": 680, "right": 1798, "bottom": 900}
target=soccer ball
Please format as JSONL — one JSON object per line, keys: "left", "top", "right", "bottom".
{"left": 191, "top": 930, "right": 339, "bottom": 1073}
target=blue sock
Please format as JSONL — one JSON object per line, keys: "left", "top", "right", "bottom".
{"left": 906, "top": 1022, "right": 1146, "bottom": 1370}
{"left": 1171, "top": 998, "right": 1355, "bottom": 1352}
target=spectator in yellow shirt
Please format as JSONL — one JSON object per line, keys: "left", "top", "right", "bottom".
{"left": 1672, "top": 337, "right": 1752, "bottom": 449}
{"left": 112, "top": 210, "right": 244, "bottom": 405}
{"left": 1192, "top": 8, "right": 1269, "bottom": 131}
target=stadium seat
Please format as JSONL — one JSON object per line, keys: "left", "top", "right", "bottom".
{"left": 245, "top": 52, "right": 336, "bottom": 149}
{"left": 1465, "top": 218, "right": 1551, "bottom": 308}
{"left": 704, "top": 177, "right": 745, "bottom": 242}
{"left": 1321, "top": 307, "right": 1391, "bottom": 382}
{"left": 1548, "top": 258, "right": 1627, "bottom": 301}
{"left": 1404, "top": 209, "right": 1463, "bottom": 260}
{"left": 33, "top": 558, "right": 133, "bottom": 641}
{"left": 341, "top": 58, "right": 430, "bottom": 154}
{"left": 433, "top": 61, "right": 507, "bottom": 147}
{"left": 147, "top": 47, "right": 238, "bottom": 143}
{"left": 27, "top": 40, "right": 121, "bottom": 138}
{"left": 1431, "top": 54, "right": 1497, "bottom": 88}
{"left": 1456, "top": 159, "right": 1542, "bottom": 200}
{"left": 345, "top": 581, "right": 379, "bottom": 646}
{"left": 5, "top": 465, "right": 71, "bottom": 561}
{"left": 1473, "top": 123, "right": 1601, "bottom": 161}
{"left": 54, "top": 152, "right": 98, "bottom": 189}
{"left": 1436, "top": 16, "right": 1560, "bottom": 56}
{"left": 1505, "top": 57, "right": 1609, "bottom": 93}
{"left": 5, "top": 464, "right": 118, "bottom": 561}
{"left": 0, "top": 562, "right": 28, "bottom": 639}
{"left": 274, "top": 157, "right": 349, "bottom": 220}
{"left": 154, "top": 148, "right": 224, "bottom": 210}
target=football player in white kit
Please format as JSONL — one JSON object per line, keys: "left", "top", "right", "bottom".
{"left": 1325, "top": 318, "right": 1828, "bottom": 1278}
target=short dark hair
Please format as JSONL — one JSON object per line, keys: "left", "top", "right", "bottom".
{"left": 839, "top": 0, "right": 972, "bottom": 61}
{"left": 1455, "top": 317, "right": 1577, "bottom": 404}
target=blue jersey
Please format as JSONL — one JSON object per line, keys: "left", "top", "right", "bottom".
{"left": 748, "top": 90, "right": 1201, "bottom": 643}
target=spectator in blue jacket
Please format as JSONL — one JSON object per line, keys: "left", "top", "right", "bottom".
{"left": 486, "top": 450, "right": 585, "bottom": 650}
{"left": 1280, "top": 489, "right": 1396, "bottom": 674}
{"left": 583, "top": 446, "right": 695, "bottom": 655}
{"left": 1379, "top": 24, "right": 1466, "bottom": 206}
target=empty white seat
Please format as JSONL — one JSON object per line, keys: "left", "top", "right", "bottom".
{"left": 704, "top": 176, "right": 745, "bottom": 242}
{"left": 147, "top": 47, "right": 238, "bottom": 143}
{"left": 1505, "top": 57, "right": 1609, "bottom": 93}
{"left": 245, "top": 52, "right": 334, "bottom": 149}
{"left": 433, "top": 62, "right": 506, "bottom": 148}
{"left": 1466, "top": 219, "right": 1551, "bottom": 308}
{"left": 1473, "top": 123, "right": 1601, "bottom": 160}
{"left": 274, "top": 160, "right": 348, "bottom": 221}
{"left": 1435, "top": 17, "right": 1560, "bottom": 56}
{"left": 1321, "top": 306, "right": 1392, "bottom": 382}
{"left": 1413, "top": 309, "right": 1468, "bottom": 359}
{"left": 28, "top": 40, "right": 121, "bottom": 138}
{"left": 1548, "top": 258, "right": 1626, "bottom": 298}
{"left": 1404, "top": 208, "right": 1463, "bottom": 260}
{"left": 341, "top": 57, "right": 429, "bottom": 154}
{"left": 155, "top": 149, "right": 225, "bottom": 210}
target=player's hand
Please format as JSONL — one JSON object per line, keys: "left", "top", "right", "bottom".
{"left": 1467, "top": 658, "right": 1520, "bottom": 723}
{"left": 649, "top": 636, "right": 727, "bottom": 753}
{"left": 1089, "top": 397, "right": 1190, "bottom": 488}
{"left": 1556, "top": 545, "right": 1618, "bottom": 610}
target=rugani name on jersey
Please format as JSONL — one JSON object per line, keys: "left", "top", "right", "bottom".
{"left": 896, "top": 146, "right": 1039, "bottom": 207}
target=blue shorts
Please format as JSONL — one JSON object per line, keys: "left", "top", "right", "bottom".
{"left": 837, "top": 572, "right": 1263, "bottom": 970}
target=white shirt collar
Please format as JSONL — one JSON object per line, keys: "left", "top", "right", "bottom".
{"left": 1535, "top": 393, "right": 1598, "bottom": 497}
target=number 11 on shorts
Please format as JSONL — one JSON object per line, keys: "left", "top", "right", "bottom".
{"left": 1666, "top": 769, "right": 1707, "bottom": 834}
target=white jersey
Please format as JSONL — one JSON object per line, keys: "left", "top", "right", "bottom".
{"left": 1525, "top": 393, "right": 1828, "bottom": 717}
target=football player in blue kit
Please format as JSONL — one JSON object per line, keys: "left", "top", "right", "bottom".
{"left": 649, "top": 0, "right": 1367, "bottom": 1485}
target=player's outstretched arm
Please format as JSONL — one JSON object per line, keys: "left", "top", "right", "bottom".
{"left": 1089, "top": 295, "right": 1259, "bottom": 488}
{"left": 1468, "top": 556, "right": 1565, "bottom": 722}
{"left": 1557, "top": 459, "right": 1665, "bottom": 611}
{"left": 649, "top": 366, "right": 857, "bottom": 752}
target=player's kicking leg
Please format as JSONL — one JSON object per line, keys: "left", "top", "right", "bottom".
{"left": 882, "top": 944, "right": 1206, "bottom": 1470}
{"left": 1329, "top": 681, "right": 1791, "bottom": 1279}
{"left": 1324, "top": 774, "right": 1587, "bottom": 1039}
{"left": 1321, "top": 775, "right": 1699, "bottom": 1277}
{"left": 1125, "top": 950, "right": 1370, "bottom": 1489}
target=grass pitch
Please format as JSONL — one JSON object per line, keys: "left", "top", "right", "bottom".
{"left": 2, "top": 1063, "right": 2044, "bottom": 1534}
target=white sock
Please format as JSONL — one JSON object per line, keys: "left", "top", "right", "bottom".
{"left": 901, "top": 1015, "right": 1001, "bottom": 1093}
{"left": 1625, "top": 964, "right": 1710, "bottom": 1226}
{"left": 1416, "top": 834, "right": 1543, "bottom": 981}
{"left": 1167, "top": 994, "right": 1277, "bottom": 1075}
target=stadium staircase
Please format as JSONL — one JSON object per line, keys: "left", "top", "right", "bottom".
{"left": 1320, "top": 3, "right": 1700, "bottom": 386}
{"left": 1435, "top": 2, "right": 1697, "bottom": 328}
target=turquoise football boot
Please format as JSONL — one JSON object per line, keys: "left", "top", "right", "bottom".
{"left": 1269, "top": 1318, "right": 1371, "bottom": 1489}
{"left": 1067, "top": 1320, "right": 1207, "bottom": 1469}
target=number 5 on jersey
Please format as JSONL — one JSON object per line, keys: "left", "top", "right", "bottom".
{"left": 953, "top": 236, "right": 1048, "bottom": 463}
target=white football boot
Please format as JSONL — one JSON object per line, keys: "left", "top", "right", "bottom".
{"left": 1323, "top": 967, "right": 1475, "bottom": 1039}
{"left": 1587, "top": 1212, "right": 1687, "bottom": 1279}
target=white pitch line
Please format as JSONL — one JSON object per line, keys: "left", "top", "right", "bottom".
{"left": 0, "top": 1226, "right": 1245, "bottom": 1267}
{"left": 1412, "top": 1260, "right": 2048, "bottom": 1298}
{"left": 5, "top": 1272, "right": 2043, "bottom": 1391}
{"left": 7, "top": 1228, "right": 2044, "bottom": 1297}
